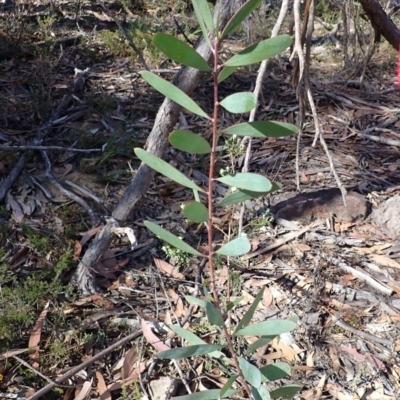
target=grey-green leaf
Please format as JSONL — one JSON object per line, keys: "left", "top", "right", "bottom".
{"left": 238, "top": 357, "right": 262, "bottom": 388}
{"left": 169, "top": 325, "right": 228, "bottom": 361}
{"left": 217, "top": 189, "right": 269, "bottom": 207}
{"left": 153, "top": 33, "right": 211, "bottom": 72}
{"left": 185, "top": 295, "right": 209, "bottom": 309}
{"left": 224, "top": 121, "right": 298, "bottom": 138}
{"left": 220, "top": 92, "right": 256, "bottom": 113}
{"left": 174, "top": 389, "right": 239, "bottom": 400}
{"left": 205, "top": 302, "right": 224, "bottom": 327}
{"left": 158, "top": 344, "right": 223, "bottom": 360}
{"left": 252, "top": 386, "right": 271, "bottom": 400}
{"left": 260, "top": 362, "right": 291, "bottom": 382}
{"left": 220, "top": 375, "right": 237, "bottom": 398}
{"left": 216, "top": 236, "right": 250, "bottom": 257}
{"left": 169, "top": 130, "right": 211, "bottom": 154}
{"left": 235, "top": 288, "right": 264, "bottom": 333}
{"left": 245, "top": 336, "right": 277, "bottom": 356}
{"left": 270, "top": 385, "right": 302, "bottom": 399}
{"left": 227, "top": 297, "right": 243, "bottom": 312}
{"left": 218, "top": 65, "right": 238, "bottom": 83}
{"left": 140, "top": 71, "right": 209, "bottom": 119}
{"left": 144, "top": 221, "right": 201, "bottom": 256}
{"left": 184, "top": 201, "right": 208, "bottom": 223}
{"left": 217, "top": 173, "right": 271, "bottom": 192}
{"left": 235, "top": 320, "right": 297, "bottom": 337}
{"left": 221, "top": 0, "right": 264, "bottom": 38}
{"left": 224, "top": 35, "right": 293, "bottom": 67}
{"left": 135, "top": 148, "right": 204, "bottom": 192}
{"left": 192, "top": 0, "right": 214, "bottom": 48}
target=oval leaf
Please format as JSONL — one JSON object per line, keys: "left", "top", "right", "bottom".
{"left": 174, "top": 389, "right": 239, "bottom": 400}
{"left": 184, "top": 201, "right": 208, "bottom": 223}
{"left": 216, "top": 236, "right": 250, "bottom": 257}
{"left": 224, "top": 121, "right": 298, "bottom": 138}
{"left": 140, "top": 71, "right": 209, "bottom": 119}
{"left": 238, "top": 357, "right": 262, "bottom": 388}
{"left": 221, "top": 0, "right": 264, "bottom": 38}
{"left": 234, "top": 319, "right": 297, "bottom": 337}
{"left": 205, "top": 302, "right": 224, "bottom": 327}
{"left": 157, "top": 344, "right": 223, "bottom": 359}
{"left": 225, "top": 35, "right": 293, "bottom": 67}
{"left": 153, "top": 33, "right": 211, "bottom": 72}
{"left": 217, "top": 189, "right": 269, "bottom": 207}
{"left": 220, "top": 92, "right": 256, "bottom": 113}
{"left": 218, "top": 65, "right": 238, "bottom": 83}
{"left": 144, "top": 220, "right": 201, "bottom": 256}
{"left": 260, "top": 362, "right": 291, "bottom": 382}
{"left": 135, "top": 148, "right": 203, "bottom": 192}
{"left": 169, "top": 130, "right": 211, "bottom": 154}
{"left": 252, "top": 386, "right": 271, "bottom": 400}
{"left": 270, "top": 385, "right": 302, "bottom": 399}
{"left": 217, "top": 173, "right": 271, "bottom": 192}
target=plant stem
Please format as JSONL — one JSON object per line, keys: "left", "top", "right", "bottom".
{"left": 208, "top": 35, "right": 252, "bottom": 400}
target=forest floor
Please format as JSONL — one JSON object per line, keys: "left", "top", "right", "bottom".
{"left": 0, "top": 0, "right": 400, "bottom": 399}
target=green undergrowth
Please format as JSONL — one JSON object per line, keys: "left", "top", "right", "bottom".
{"left": 0, "top": 238, "right": 74, "bottom": 351}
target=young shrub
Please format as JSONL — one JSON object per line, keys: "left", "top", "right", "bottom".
{"left": 136, "top": 0, "right": 301, "bottom": 399}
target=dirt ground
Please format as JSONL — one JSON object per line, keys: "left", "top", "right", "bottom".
{"left": 0, "top": 1, "right": 400, "bottom": 399}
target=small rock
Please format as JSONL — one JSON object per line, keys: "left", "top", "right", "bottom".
{"left": 370, "top": 193, "right": 400, "bottom": 239}
{"left": 148, "top": 377, "right": 178, "bottom": 400}
{"left": 272, "top": 188, "right": 368, "bottom": 224}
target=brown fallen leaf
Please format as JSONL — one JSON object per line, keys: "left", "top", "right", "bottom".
{"left": 369, "top": 254, "right": 400, "bottom": 270}
{"left": 153, "top": 257, "right": 184, "bottom": 279}
{"left": 95, "top": 371, "right": 111, "bottom": 400}
{"left": 28, "top": 301, "right": 50, "bottom": 368}
{"left": 141, "top": 319, "right": 170, "bottom": 352}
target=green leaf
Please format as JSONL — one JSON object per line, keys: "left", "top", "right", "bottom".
{"left": 221, "top": 0, "right": 264, "bottom": 38}
{"left": 227, "top": 297, "right": 243, "bottom": 312}
{"left": 205, "top": 302, "right": 224, "bottom": 327}
{"left": 224, "top": 35, "right": 293, "bottom": 67}
{"left": 270, "top": 182, "right": 282, "bottom": 192}
{"left": 238, "top": 357, "right": 262, "bottom": 388}
{"left": 217, "top": 173, "right": 271, "bottom": 192}
{"left": 220, "top": 375, "right": 237, "bottom": 398}
{"left": 220, "top": 92, "right": 256, "bottom": 113}
{"left": 224, "top": 121, "right": 298, "bottom": 138}
{"left": 260, "top": 362, "right": 291, "bottom": 382}
{"left": 218, "top": 65, "right": 238, "bottom": 83}
{"left": 217, "top": 189, "right": 269, "bottom": 207}
{"left": 270, "top": 385, "right": 302, "bottom": 399}
{"left": 185, "top": 295, "right": 209, "bottom": 309}
{"left": 153, "top": 33, "right": 211, "bottom": 72}
{"left": 235, "top": 320, "right": 297, "bottom": 337}
{"left": 192, "top": 0, "right": 214, "bottom": 48}
{"left": 184, "top": 201, "right": 208, "bottom": 223}
{"left": 216, "top": 236, "right": 251, "bottom": 257}
{"left": 169, "top": 130, "right": 211, "bottom": 154}
{"left": 235, "top": 288, "right": 264, "bottom": 333}
{"left": 252, "top": 386, "right": 271, "bottom": 400}
{"left": 174, "top": 389, "right": 239, "bottom": 400}
{"left": 169, "top": 325, "right": 228, "bottom": 361}
{"left": 144, "top": 221, "right": 201, "bottom": 256}
{"left": 158, "top": 344, "right": 223, "bottom": 359}
{"left": 135, "top": 148, "right": 204, "bottom": 192}
{"left": 245, "top": 336, "right": 277, "bottom": 356}
{"left": 140, "top": 71, "right": 209, "bottom": 119}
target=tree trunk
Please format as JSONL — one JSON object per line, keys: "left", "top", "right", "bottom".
{"left": 358, "top": 0, "right": 400, "bottom": 49}
{"left": 73, "top": 0, "right": 244, "bottom": 295}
